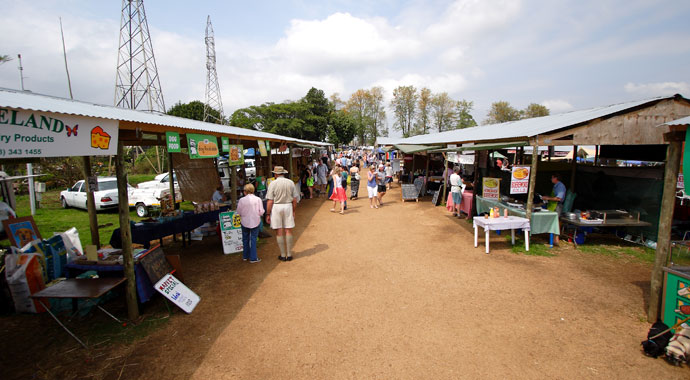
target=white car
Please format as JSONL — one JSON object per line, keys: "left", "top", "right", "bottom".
{"left": 137, "top": 172, "right": 178, "bottom": 191}
{"left": 60, "top": 177, "right": 132, "bottom": 211}
{"left": 129, "top": 187, "right": 182, "bottom": 217}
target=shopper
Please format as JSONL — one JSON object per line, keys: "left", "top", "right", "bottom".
{"left": 349, "top": 160, "right": 360, "bottom": 200}
{"left": 385, "top": 162, "right": 393, "bottom": 190}
{"left": 266, "top": 166, "right": 299, "bottom": 261}
{"left": 330, "top": 165, "right": 347, "bottom": 214}
{"left": 316, "top": 158, "right": 328, "bottom": 197}
{"left": 236, "top": 184, "right": 265, "bottom": 263}
{"left": 367, "top": 165, "right": 378, "bottom": 208}
{"left": 450, "top": 166, "right": 463, "bottom": 217}
{"left": 376, "top": 164, "right": 387, "bottom": 206}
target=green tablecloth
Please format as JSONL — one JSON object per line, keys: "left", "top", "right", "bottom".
{"left": 475, "top": 196, "right": 560, "bottom": 235}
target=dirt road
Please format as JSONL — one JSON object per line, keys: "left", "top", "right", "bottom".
{"left": 4, "top": 184, "right": 687, "bottom": 379}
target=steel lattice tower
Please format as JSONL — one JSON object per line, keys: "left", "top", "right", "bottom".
{"left": 203, "top": 16, "right": 225, "bottom": 124}
{"left": 114, "top": 0, "right": 166, "bottom": 112}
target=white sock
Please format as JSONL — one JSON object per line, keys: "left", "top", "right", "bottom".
{"left": 276, "top": 236, "right": 286, "bottom": 257}
{"left": 285, "top": 235, "right": 293, "bottom": 257}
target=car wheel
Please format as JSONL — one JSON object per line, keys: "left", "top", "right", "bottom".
{"left": 61, "top": 197, "right": 69, "bottom": 209}
{"left": 136, "top": 203, "right": 148, "bottom": 217}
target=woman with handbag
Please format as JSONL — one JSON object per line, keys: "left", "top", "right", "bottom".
{"left": 329, "top": 164, "right": 347, "bottom": 214}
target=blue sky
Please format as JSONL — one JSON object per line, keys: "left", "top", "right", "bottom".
{"left": 1, "top": 0, "right": 689, "bottom": 137}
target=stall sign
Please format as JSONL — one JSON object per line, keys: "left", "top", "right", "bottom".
{"left": 154, "top": 273, "right": 200, "bottom": 313}
{"left": 221, "top": 137, "right": 230, "bottom": 153}
{"left": 482, "top": 177, "right": 500, "bottom": 199}
{"left": 166, "top": 132, "right": 181, "bottom": 153}
{"left": 0, "top": 108, "right": 118, "bottom": 158}
{"left": 510, "top": 166, "right": 531, "bottom": 194}
{"left": 187, "top": 133, "right": 219, "bottom": 159}
{"left": 219, "top": 211, "right": 243, "bottom": 254}
{"left": 227, "top": 144, "right": 244, "bottom": 165}
{"left": 459, "top": 154, "right": 474, "bottom": 165}
{"left": 257, "top": 140, "right": 268, "bottom": 157}
{"left": 302, "top": 148, "right": 311, "bottom": 157}
{"left": 291, "top": 147, "right": 302, "bottom": 158}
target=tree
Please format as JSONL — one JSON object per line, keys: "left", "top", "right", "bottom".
{"left": 0, "top": 55, "right": 11, "bottom": 65}
{"left": 430, "top": 92, "right": 456, "bottom": 132}
{"left": 302, "top": 87, "right": 330, "bottom": 141}
{"left": 455, "top": 99, "right": 477, "bottom": 129}
{"left": 329, "top": 93, "right": 344, "bottom": 111}
{"left": 168, "top": 100, "right": 225, "bottom": 123}
{"left": 366, "top": 86, "right": 387, "bottom": 144}
{"left": 328, "top": 110, "right": 357, "bottom": 147}
{"left": 414, "top": 87, "right": 432, "bottom": 135}
{"left": 390, "top": 85, "right": 417, "bottom": 137}
{"left": 344, "top": 89, "right": 369, "bottom": 145}
{"left": 522, "top": 103, "right": 549, "bottom": 119}
{"left": 484, "top": 101, "right": 521, "bottom": 125}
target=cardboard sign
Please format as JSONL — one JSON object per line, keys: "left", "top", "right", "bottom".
{"left": 139, "top": 246, "right": 173, "bottom": 284}
{"left": 227, "top": 144, "right": 244, "bottom": 165}
{"left": 482, "top": 177, "right": 500, "bottom": 199}
{"left": 257, "top": 140, "right": 268, "bottom": 157}
{"left": 154, "top": 274, "right": 200, "bottom": 314}
{"left": 510, "top": 166, "right": 531, "bottom": 194}
{"left": 166, "top": 132, "right": 181, "bottom": 153}
{"left": 187, "top": 133, "right": 219, "bottom": 159}
{"left": 219, "top": 211, "right": 243, "bottom": 254}
{"left": 0, "top": 108, "right": 118, "bottom": 158}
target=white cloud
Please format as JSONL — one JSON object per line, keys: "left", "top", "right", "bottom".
{"left": 541, "top": 99, "right": 574, "bottom": 113}
{"left": 624, "top": 81, "right": 690, "bottom": 97}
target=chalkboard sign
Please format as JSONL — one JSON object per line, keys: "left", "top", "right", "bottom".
{"left": 401, "top": 184, "right": 420, "bottom": 202}
{"left": 431, "top": 190, "right": 441, "bottom": 206}
{"left": 139, "top": 245, "right": 173, "bottom": 284}
{"left": 413, "top": 177, "right": 424, "bottom": 195}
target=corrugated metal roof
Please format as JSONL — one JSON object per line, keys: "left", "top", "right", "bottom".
{"left": 0, "top": 87, "right": 331, "bottom": 146}
{"left": 662, "top": 115, "right": 690, "bottom": 126}
{"left": 398, "top": 95, "right": 680, "bottom": 145}
{"left": 375, "top": 137, "right": 400, "bottom": 146}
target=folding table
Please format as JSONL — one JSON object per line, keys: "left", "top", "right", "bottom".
{"left": 473, "top": 216, "right": 531, "bottom": 254}
{"left": 31, "top": 277, "right": 126, "bottom": 349}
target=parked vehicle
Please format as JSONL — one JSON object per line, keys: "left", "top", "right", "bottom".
{"left": 217, "top": 158, "right": 255, "bottom": 189}
{"left": 60, "top": 177, "right": 133, "bottom": 211}
{"left": 137, "top": 172, "right": 178, "bottom": 191}
{"left": 129, "top": 186, "right": 182, "bottom": 217}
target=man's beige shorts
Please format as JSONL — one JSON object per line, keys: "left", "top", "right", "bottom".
{"left": 270, "top": 203, "right": 295, "bottom": 229}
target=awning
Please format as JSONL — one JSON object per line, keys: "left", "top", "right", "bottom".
{"left": 393, "top": 144, "right": 441, "bottom": 154}
{"left": 431, "top": 140, "right": 529, "bottom": 152}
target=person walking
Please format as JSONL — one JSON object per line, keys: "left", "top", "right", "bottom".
{"left": 349, "top": 160, "right": 360, "bottom": 200}
{"left": 449, "top": 166, "right": 463, "bottom": 217}
{"left": 316, "top": 158, "right": 328, "bottom": 197}
{"left": 330, "top": 164, "right": 347, "bottom": 214}
{"left": 236, "top": 184, "right": 265, "bottom": 263}
{"left": 306, "top": 167, "right": 315, "bottom": 199}
{"left": 266, "top": 166, "right": 299, "bottom": 261}
{"left": 367, "top": 165, "right": 379, "bottom": 208}
{"left": 385, "top": 161, "right": 393, "bottom": 190}
{"left": 376, "top": 164, "right": 387, "bottom": 206}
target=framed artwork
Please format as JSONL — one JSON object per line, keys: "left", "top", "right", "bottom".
{"left": 3, "top": 216, "right": 41, "bottom": 248}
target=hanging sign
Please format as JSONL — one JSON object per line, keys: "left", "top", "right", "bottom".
{"left": 166, "top": 132, "right": 181, "bottom": 153}
{"left": 187, "top": 133, "right": 219, "bottom": 159}
{"left": 291, "top": 147, "right": 302, "bottom": 157}
{"left": 227, "top": 144, "right": 244, "bottom": 165}
{"left": 302, "top": 148, "right": 311, "bottom": 157}
{"left": 510, "top": 166, "right": 531, "bottom": 194}
{"left": 459, "top": 154, "right": 474, "bottom": 165}
{"left": 154, "top": 273, "right": 200, "bottom": 313}
{"left": 0, "top": 108, "right": 118, "bottom": 158}
{"left": 221, "top": 137, "right": 230, "bottom": 153}
{"left": 219, "top": 211, "right": 243, "bottom": 254}
{"left": 257, "top": 140, "right": 268, "bottom": 157}
{"left": 482, "top": 177, "right": 500, "bottom": 199}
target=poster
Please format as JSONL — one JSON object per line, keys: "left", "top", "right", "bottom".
{"left": 227, "top": 144, "right": 244, "bottom": 165}
{"left": 291, "top": 147, "right": 302, "bottom": 157}
{"left": 219, "top": 211, "right": 243, "bottom": 254}
{"left": 221, "top": 137, "right": 230, "bottom": 153}
{"left": 510, "top": 166, "right": 531, "bottom": 194}
{"left": 257, "top": 140, "right": 268, "bottom": 157}
{"left": 154, "top": 274, "right": 200, "bottom": 314}
{"left": 482, "top": 177, "right": 500, "bottom": 199}
{"left": 187, "top": 133, "right": 219, "bottom": 159}
{"left": 0, "top": 108, "right": 118, "bottom": 158}
{"left": 166, "top": 132, "right": 181, "bottom": 153}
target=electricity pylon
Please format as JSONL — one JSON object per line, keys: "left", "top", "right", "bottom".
{"left": 204, "top": 15, "right": 225, "bottom": 124}
{"left": 114, "top": 0, "right": 166, "bottom": 112}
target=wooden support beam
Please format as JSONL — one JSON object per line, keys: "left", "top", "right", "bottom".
{"left": 525, "top": 143, "right": 539, "bottom": 221}
{"left": 441, "top": 153, "right": 448, "bottom": 206}
{"left": 422, "top": 152, "right": 431, "bottom": 195}
{"left": 267, "top": 141, "right": 273, "bottom": 172}
{"left": 82, "top": 156, "right": 100, "bottom": 248}
{"left": 115, "top": 142, "right": 139, "bottom": 322}
{"left": 230, "top": 140, "right": 239, "bottom": 210}
{"left": 470, "top": 150, "right": 480, "bottom": 217}
{"left": 648, "top": 140, "right": 682, "bottom": 322}
{"left": 570, "top": 145, "right": 578, "bottom": 192}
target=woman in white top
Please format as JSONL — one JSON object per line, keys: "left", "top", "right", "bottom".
{"left": 450, "top": 166, "right": 463, "bottom": 217}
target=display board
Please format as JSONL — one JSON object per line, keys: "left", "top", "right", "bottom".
{"left": 510, "top": 166, "right": 531, "bottom": 194}
{"left": 401, "top": 184, "right": 420, "bottom": 202}
{"left": 431, "top": 190, "right": 441, "bottom": 206}
{"left": 482, "top": 177, "right": 500, "bottom": 199}
{"left": 139, "top": 245, "right": 173, "bottom": 284}
{"left": 413, "top": 177, "right": 424, "bottom": 195}
{"left": 166, "top": 132, "right": 181, "bottom": 153}
{"left": 227, "top": 144, "right": 244, "bottom": 165}
{"left": 154, "top": 273, "right": 200, "bottom": 314}
{"left": 187, "top": 134, "right": 219, "bottom": 159}
{"left": 219, "top": 211, "right": 243, "bottom": 254}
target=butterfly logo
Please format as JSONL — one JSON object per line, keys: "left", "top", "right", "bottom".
{"left": 66, "top": 124, "right": 78, "bottom": 137}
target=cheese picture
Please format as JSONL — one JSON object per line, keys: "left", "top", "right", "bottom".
{"left": 90, "top": 126, "right": 111, "bottom": 150}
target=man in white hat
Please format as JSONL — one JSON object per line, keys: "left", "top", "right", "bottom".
{"left": 265, "top": 166, "right": 299, "bottom": 261}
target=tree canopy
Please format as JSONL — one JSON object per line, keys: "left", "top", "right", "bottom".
{"left": 167, "top": 100, "right": 225, "bottom": 124}
{"left": 483, "top": 101, "right": 550, "bottom": 124}
{"left": 391, "top": 85, "right": 418, "bottom": 138}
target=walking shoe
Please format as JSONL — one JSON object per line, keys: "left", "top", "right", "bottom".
{"left": 243, "top": 258, "right": 248, "bottom": 261}
{"left": 250, "top": 258, "right": 261, "bottom": 263}
{"left": 278, "top": 255, "right": 287, "bottom": 261}
{"left": 287, "top": 256, "right": 293, "bottom": 261}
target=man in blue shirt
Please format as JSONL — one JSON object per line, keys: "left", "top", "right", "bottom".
{"left": 542, "top": 174, "right": 566, "bottom": 215}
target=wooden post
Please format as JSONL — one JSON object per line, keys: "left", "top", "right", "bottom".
{"left": 525, "top": 142, "right": 539, "bottom": 221}
{"left": 82, "top": 156, "right": 100, "bottom": 248}
{"left": 230, "top": 141, "right": 238, "bottom": 210}
{"left": 570, "top": 145, "right": 578, "bottom": 191}
{"left": 288, "top": 144, "right": 294, "bottom": 181}
{"left": 115, "top": 142, "right": 139, "bottom": 321}
{"left": 648, "top": 140, "right": 682, "bottom": 321}
{"left": 267, "top": 141, "right": 273, "bottom": 172}
{"left": 470, "top": 149, "right": 480, "bottom": 217}
{"left": 167, "top": 151, "right": 176, "bottom": 242}
{"left": 422, "top": 152, "right": 431, "bottom": 195}
{"left": 441, "top": 153, "right": 448, "bottom": 206}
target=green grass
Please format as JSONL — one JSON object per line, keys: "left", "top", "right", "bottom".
{"left": 127, "top": 174, "right": 157, "bottom": 187}
{"left": 506, "top": 235, "right": 556, "bottom": 256}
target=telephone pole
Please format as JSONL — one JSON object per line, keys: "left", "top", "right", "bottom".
{"left": 203, "top": 15, "right": 225, "bottom": 124}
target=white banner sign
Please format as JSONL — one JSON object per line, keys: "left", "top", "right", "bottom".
{"left": 0, "top": 109, "right": 118, "bottom": 158}
{"left": 510, "top": 166, "right": 531, "bottom": 194}
{"left": 219, "top": 211, "right": 243, "bottom": 254}
{"left": 154, "top": 274, "right": 200, "bottom": 314}
{"left": 459, "top": 154, "right": 475, "bottom": 165}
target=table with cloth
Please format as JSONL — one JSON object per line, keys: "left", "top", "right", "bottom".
{"left": 473, "top": 216, "right": 531, "bottom": 254}
{"left": 109, "top": 208, "right": 228, "bottom": 249}
{"left": 65, "top": 262, "right": 155, "bottom": 303}
{"left": 446, "top": 190, "right": 473, "bottom": 216}
{"left": 475, "top": 196, "right": 559, "bottom": 235}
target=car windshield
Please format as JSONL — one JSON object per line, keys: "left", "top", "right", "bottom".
{"left": 98, "top": 181, "right": 118, "bottom": 191}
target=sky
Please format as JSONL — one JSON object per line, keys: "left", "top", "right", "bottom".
{"left": 1, "top": 0, "right": 689, "bottom": 138}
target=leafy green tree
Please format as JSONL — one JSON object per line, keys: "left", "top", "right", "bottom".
{"left": 391, "top": 85, "right": 418, "bottom": 137}
{"left": 344, "top": 89, "right": 369, "bottom": 145}
{"left": 328, "top": 110, "right": 357, "bottom": 147}
{"left": 484, "top": 101, "right": 521, "bottom": 125}
{"left": 455, "top": 99, "right": 477, "bottom": 129}
{"left": 329, "top": 93, "right": 344, "bottom": 111}
{"left": 366, "top": 86, "right": 387, "bottom": 144}
{"left": 415, "top": 87, "right": 432, "bottom": 135}
{"left": 521, "top": 103, "right": 549, "bottom": 119}
{"left": 430, "top": 92, "right": 456, "bottom": 132}
{"left": 167, "top": 100, "right": 225, "bottom": 123}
